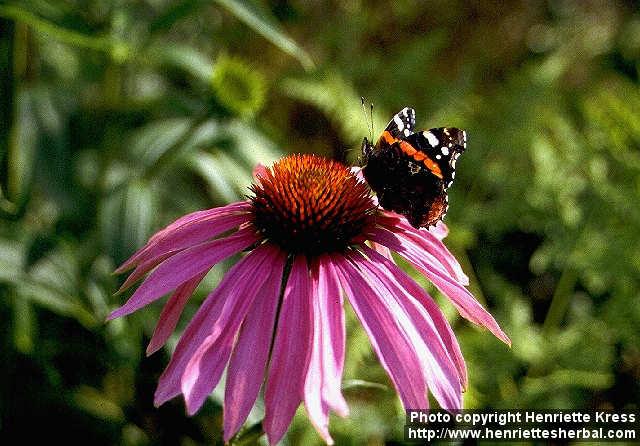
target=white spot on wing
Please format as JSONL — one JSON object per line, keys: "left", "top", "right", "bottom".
{"left": 441, "top": 146, "right": 449, "bottom": 155}
{"left": 423, "top": 131, "right": 439, "bottom": 147}
{"left": 403, "top": 128, "right": 410, "bottom": 136}
{"left": 393, "top": 115, "right": 404, "bottom": 131}
{"left": 436, "top": 154, "right": 442, "bottom": 159}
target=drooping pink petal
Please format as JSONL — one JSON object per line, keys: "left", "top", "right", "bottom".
{"left": 154, "top": 244, "right": 276, "bottom": 406}
{"left": 108, "top": 227, "right": 258, "bottom": 320}
{"left": 377, "top": 213, "right": 468, "bottom": 285}
{"left": 332, "top": 254, "right": 429, "bottom": 410}
{"left": 182, "top": 244, "right": 282, "bottom": 416}
{"left": 313, "top": 256, "right": 348, "bottom": 417}
{"left": 303, "top": 257, "right": 348, "bottom": 445}
{"left": 264, "top": 256, "right": 314, "bottom": 446}
{"left": 223, "top": 252, "right": 285, "bottom": 441}
{"left": 116, "top": 211, "right": 252, "bottom": 277}
{"left": 182, "top": 245, "right": 282, "bottom": 415}
{"left": 116, "top": 201, "right": 251, "bottom": 273}
{"left": 117, "top": 252, "right": 174, "bottom": 294}
{"left": 367, "top": 226, "right": 511, "bottom": 346}
{"left": 146, "top": 271, "right": 207, "bottom": 356}
{"left": 363, "top": 246, "right": 467, "bottom": 388}
{"left": 357, "top": 246, "right": 463, "bottom": 406}
{"left": 181, "top": 331, "right": 234, "bottom": 416}
{"left": 149, "top": 201, "right": 250, "bottom": 242}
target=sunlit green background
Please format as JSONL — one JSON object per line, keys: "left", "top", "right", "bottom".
{"left": 1, "top": 0, "right": 639, "bottom": 444}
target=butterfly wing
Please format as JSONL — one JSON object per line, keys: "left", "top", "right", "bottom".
{"left": 381, "top": 107, "right": 416, "bottom": 140}
{"left": 404, "top": 127, "right": 466, "bottom": 188}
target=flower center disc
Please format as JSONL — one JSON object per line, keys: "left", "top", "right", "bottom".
{"left": 250, "top": 154, "right": 376, "bottom": 255}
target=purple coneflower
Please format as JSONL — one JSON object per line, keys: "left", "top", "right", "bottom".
{"left": 109, "top": 154, "right": 509, "bottom": 445}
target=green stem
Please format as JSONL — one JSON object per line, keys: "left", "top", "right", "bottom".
{"left": 542, "top": 266, "right": 579, "bottom": 335}
{"left": 459, "top": 248, "right": 488, "bottom": 306}
{"left": 0, "top": 21, "right": 28, "bottom": 217}
{"left": 0, "top": 5, "right": 128, "bottom": 56}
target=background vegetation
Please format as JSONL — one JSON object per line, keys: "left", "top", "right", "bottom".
{"left": 1, "top": 0, "right": 639, "bottom": 444}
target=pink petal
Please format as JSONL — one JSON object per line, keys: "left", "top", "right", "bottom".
{"left": 377, "top": 213, "right": 468, "bottom": 285}
{"left": 146, "top": 271, "right": 207, "bottom": 356}
{"left": 154, "top": 244, "right": 277, "bottom": 406}
{"left": 223, "top": 252, "right": 285, "bottom": 441}
{"left": 363, "top": 247, "right": 467, "bottom": 388}
{"left": 370, "top": 241, "right": 394, "bottom": 261}
{"left": 150, "top": 201, "right": 250, "bottom": 242}
{"left": 368, "top": 227, "right": 511, "bottom": 346}
{"left": 332, "top": 254, "right": 429, "bottom": 410}
{"left": 312, "top": 256, "right": 348, "bottom": 417}
{"left": 116, "top": 252, "right": 174, "bottom": 294}
{"left": 108, "top": 227, "right": 258, "bottom": 320}
{"left": 116, "top": 201, "right": 251, "bottom": 273}
{"left": 357, "top": 246, "right": 463, "bottom": 406}
{"left": 264, "top": 256, "right": 314, "bottom": 446}
{"left": 429, "top": 221, "right": 449, "bottom": 240}
{"left": 182, "top": 245, "right": 284, "bottom": 415}
{"left": 116, "top": 212, "right": 252, "bottom": 279}
{"left": 304, "top": 307, "right": 333, "bottom": 445}
{"left": 181, "top": 331, "right": 234, "bottom": 415}
{"left": 303, "top": 256, "right": 349, "bottom": 445}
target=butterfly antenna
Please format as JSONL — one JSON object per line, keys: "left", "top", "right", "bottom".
{"left": 360, "top": 97, "right": 370, "bottom": 139}
{"left": 369, "top": 102, "right": 374, "bottom": 141}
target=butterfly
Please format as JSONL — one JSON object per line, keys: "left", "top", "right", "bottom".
{"left": 361, "top": 107, "right": 466, "bottom": 228}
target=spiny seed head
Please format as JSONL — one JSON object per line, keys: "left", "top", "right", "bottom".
{"left": 250, "top": 154, "right": 376, "bottom": 255}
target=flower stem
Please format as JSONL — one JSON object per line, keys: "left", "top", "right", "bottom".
{"left": 542, "top": 266, "right": 578, "bottom": 335}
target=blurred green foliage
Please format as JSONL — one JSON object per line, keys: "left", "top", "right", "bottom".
{"left": 1, "top": 0, "right": 639, "bottom": 444}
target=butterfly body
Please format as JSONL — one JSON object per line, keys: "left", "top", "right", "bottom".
{"left": 361, "top": 107, "right": 466, "bottom": 228}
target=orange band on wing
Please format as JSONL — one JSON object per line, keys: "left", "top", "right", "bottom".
{"left": 399, "top": 141, "right": 443, "bottom": 178}
{"left": 421, "top": 157, "right": 443, "bottom": 178}
{"left": 399, "top": 140, "right": 417, "bottom": 156}
{"left": 380, "top": 131, "right": 443, "bottom": 179}
{"left": 381, "top": 130, "right": 396, "bottom": 145}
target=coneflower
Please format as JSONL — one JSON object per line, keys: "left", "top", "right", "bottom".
{"left": 109, "top": 154, "right": 509, "bottom": 445}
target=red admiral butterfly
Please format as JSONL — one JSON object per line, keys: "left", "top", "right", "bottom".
{"left": 361, "top": 107, "right": 466, "bottom": 228}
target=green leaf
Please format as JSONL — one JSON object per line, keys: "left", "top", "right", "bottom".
{"left": 222, "top": 120, "right": 282, "bottom": 169}
{"left": 72, "top": 385, "right": 125, "bottom": 421}
{"left": 213, "top": 0, "right": 314, "bottom": 70}
{"left": 17, "top": 280, "right": 97, "bottom": 328}
{"left": 155, "top": 45, "right": 214, "bottom": 84}
{"left": 99, "top": 178, "right": 156, "bottom": 264}
{"left": 189, "top": 151, "right": 240, "bottom": 203}
{"left": 282, "top": 73, "right": 388, "bottom": 148}
{"left": 229, "top": 421, "right": 264, "bottom": 446}
{"left": 129, "top": 118, "right": 193, "bottom": 170}
{"left": 148, "top": 0, "right": 205, "bottom": 35}
{"left": 0, "top": 238, "right": 25, "bottom": 282}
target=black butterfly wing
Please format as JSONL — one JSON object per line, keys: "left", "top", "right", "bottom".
{"left": 404, "top": 127, "right": 467, "bottom": 188}
{"left": 382, "top": 107, "right": 416, "bottom": 140}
